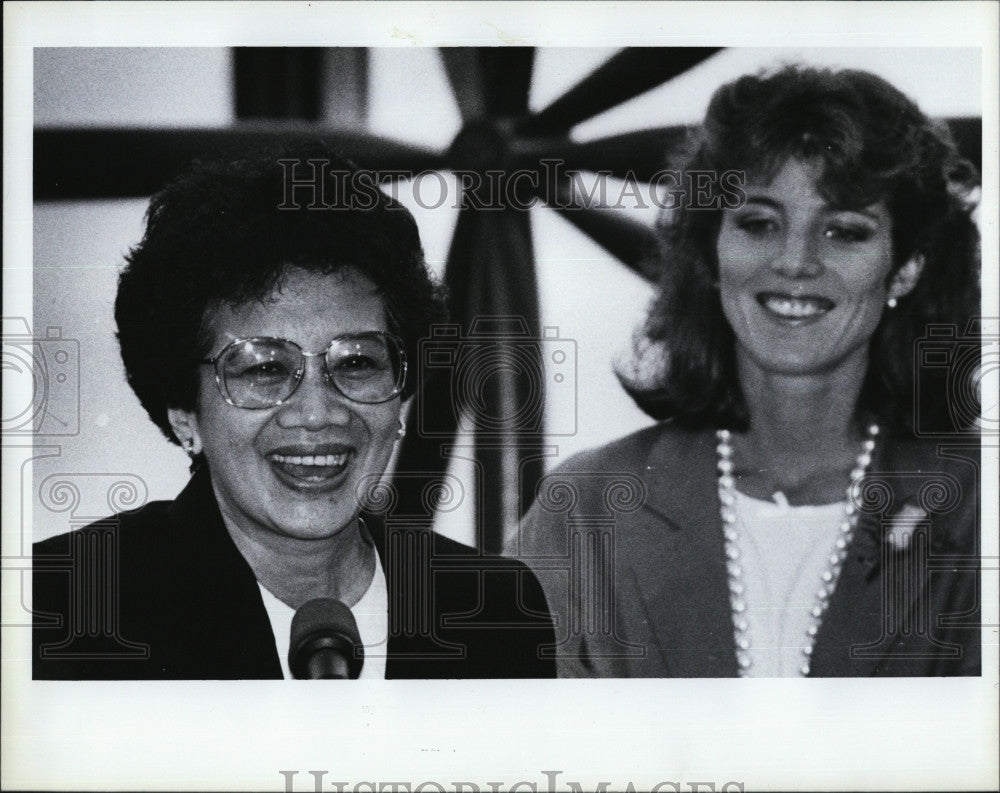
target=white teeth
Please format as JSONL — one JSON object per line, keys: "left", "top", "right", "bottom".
{"left": 764, "top": 296, "right": 828, "bottom": 318}
{"left": 271, "top": 453, "right": 347, "bottom": 467}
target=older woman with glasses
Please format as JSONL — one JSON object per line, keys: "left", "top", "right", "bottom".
{"left": 33, "top": 149, "right": 554, "bottom": 679}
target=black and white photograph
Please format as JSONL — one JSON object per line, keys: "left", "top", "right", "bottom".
{"left": 3, "top": 2, "right": 998, "bottom": 791}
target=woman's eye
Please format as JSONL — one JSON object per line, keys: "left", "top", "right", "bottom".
{"left": 337, "top": 355, "right": 380, "bottom": 377}
{"left": 736, "top": 217, "right": 777, "bottom": 235}
{"left": 824, "top": 224, "right": 872, "bottom": 243}
{"left": 240, "top": 361, "right": 290, "bottom": 381}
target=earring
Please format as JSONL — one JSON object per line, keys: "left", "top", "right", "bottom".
{"left": 182, "top": 438, "right": 193, "bottom": 452}
{"left": 886, "top": 296, "right": 898, "bottom": 309}
{"left": 396, "top": 419, "right": 406, "bottom": 440}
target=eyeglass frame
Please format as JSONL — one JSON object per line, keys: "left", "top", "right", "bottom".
{"left": 198, "top": 331, "right": 408, "bottom": 409}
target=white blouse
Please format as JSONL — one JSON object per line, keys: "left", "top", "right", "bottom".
{"left": 257, "top": 550, "right": 389, "bottom": 680}
{"left": 731, "top": 489, "right": 846, "bottom": 677}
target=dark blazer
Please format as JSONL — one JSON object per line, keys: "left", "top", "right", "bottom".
{"left": 33, "top": 467, "right": 555, "bottom": 679}
{"left": 512, "top": 423, "right": 981, "bottom": 677}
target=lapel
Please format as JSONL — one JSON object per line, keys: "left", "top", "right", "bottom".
{"left": 808, "top": 433, "right": 973, "bottom": 676}
{"left": 166, "top": 479, "right": 475, "bottom": 679}
{"left": 166, "top": 467, "right": 282, "bottom": 679}
{"left": 365, "top": 516, "right": 473, "bottom": 679}
{"left": 622, "top": 425, "right": 739, "bottom": 677}
{"left": 809, "top": 432, "right": 906, "bottom": 676}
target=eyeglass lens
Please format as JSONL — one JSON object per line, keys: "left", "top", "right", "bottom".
{"left": 217, "top": 334, "right": 404, "bottom": 407}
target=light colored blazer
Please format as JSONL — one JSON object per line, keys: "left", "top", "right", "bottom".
{"left": 511, "top": 423, "right": 980, "bottom": 677}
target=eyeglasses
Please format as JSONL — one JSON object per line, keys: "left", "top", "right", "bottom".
{"left": 200, "top": 332, "right": 407, "bottom": 409}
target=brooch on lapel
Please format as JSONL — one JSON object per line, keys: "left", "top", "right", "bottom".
{"left": 854, "top": 471, "right": 965, "bottom": 579}
{"left": 883, "top": 501, "right": 926, "bottom": 551}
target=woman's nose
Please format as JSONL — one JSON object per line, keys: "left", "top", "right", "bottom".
{"left": 770, "top": 227, "right": 823, "bottom": 278}
{"left": 275, "top": 360, "right": 352, "bottom": 430}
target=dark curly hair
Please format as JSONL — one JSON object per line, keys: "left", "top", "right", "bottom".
{"left": 115, "top": 146, "right": 447, "bottom": 445}
{"left": 618, "top": 65, "right": 981, "bottom": 434}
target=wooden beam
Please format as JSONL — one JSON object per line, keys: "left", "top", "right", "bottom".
{"left": 33, "top": 126, "right": 443, "bottom": 200}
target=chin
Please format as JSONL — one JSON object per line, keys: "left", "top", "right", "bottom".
{"left": 271, "top": 498, "right": 360, "bottom": 537}
{"left": 752, "top": 344, "right": 854, "bottom": 377}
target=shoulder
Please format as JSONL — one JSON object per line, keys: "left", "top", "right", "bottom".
{"left": 368, "top": 518, "right": 550, "bottom": 610}
{"left": 33, "top": 498, "right": 178, "bottom": 615}
{"left": 879, "top": 431, "right": 980, "bottom": 492}
{"left": 427, "top": 529, "right": 506, "bottom": 560}
{"left": 32, "top": 499, "right": 180, "bottom": 680}
{"left": 518, "top": 427, "right": 656, "bottom": 534}
{"left": 544, "top": 421, "right": 699, "bottom": 475}
{"left": 34, "top": 498, "right": 174, "bottom": 558}
{"left": 373, "top": 518, "right": 541, "bottom": 580}
{"left": 35, "top": 466, "right": 225, "bottom": 562}
{"left": 370, "top": 522, "right": 556, "bottom": 678}
{"left": 529, "top": 421, "right": 711, "bottom": 514}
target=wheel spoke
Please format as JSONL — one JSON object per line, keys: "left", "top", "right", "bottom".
{"left": 520, "top": 47, "right": 722, "bottom": 136}
{"left": 511, "top": 125, "right": 693, "bottom": 181}
{"left": 233, "top": 47, "right": 326, "bottom": 121}
{"left": 392, "top": 207, "right": 546, "bottom": 551}
{"left": 463, "top": 209, "right": 545, "bottom": 551}
{"left": 480, "top": 47, "right": 535, "bottom": 117}
{"left": 440, "top": 48, "right": 488, "bottom": 122}
{"left": 542, "top": 180, "right": 662, "bottom": 281}
{"left": 440, "top": 47, "right": 535, "bottom": 122}
{"left": 390, "top": 210, "right": 479, "bottom": 519}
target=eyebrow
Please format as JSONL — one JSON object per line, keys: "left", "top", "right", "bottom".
{"left": 739, "top": 197, "right": 781, "bottom": 210}
{"left": 830, "top": 206, "right": 885, "bottom": 222}
{"left": 739, "top": 195, "right": 885, "bottom": 221}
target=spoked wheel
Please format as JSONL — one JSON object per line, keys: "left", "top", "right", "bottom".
{"left": 34, "top": 47, "right": 981, "bottom": 552}
{"left": 391, "top": 47, "right": 721, "bottom": 552}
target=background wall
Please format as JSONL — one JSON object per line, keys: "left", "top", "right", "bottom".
{"left": 30, "top": 47, "right": 982, "bottom": 543}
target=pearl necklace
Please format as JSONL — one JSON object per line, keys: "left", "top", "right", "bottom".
{"left": 715, "top": 423, "right": 878, "bottom": 677}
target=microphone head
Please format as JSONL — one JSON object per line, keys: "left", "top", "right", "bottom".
{"left": 289, "top": 598, "right": 364, "bottom": 679}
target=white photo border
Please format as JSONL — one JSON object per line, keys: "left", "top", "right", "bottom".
{"left": 3, "top": 2, "right": 998, "bottom": 791}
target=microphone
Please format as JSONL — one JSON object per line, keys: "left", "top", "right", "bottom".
{"left": 289, "top": 598, "right": 364, "bottom": 679}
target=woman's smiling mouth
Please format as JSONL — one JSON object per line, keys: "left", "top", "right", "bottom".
{"left": 756, "top": 292, "right": 835, "bottom": 323}
{"left": 267, "top": 447, "right": 354, "bottom": 488}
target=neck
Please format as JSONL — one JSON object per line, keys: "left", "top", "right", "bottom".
{"left": 731, "top": 348, "right": 871, "bottom": 503}
{"left": 215, "top": 499, "right": 375, "bottom": 611}
{"left": 737, "top": 348, "right": 868, "bottom": 451}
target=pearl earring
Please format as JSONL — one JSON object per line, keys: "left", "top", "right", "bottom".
{"left": 396, "top": 420, "right": 406, "bottom": 440}
{"left": 886, "top": 296, "right": 898, "bottom": 309}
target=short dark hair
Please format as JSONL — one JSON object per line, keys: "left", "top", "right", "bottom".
{"left": 619, "top": 65, "right": 981, "bottom": 434}
{"left": 115, "top": 147, "right": 447, "bottom": 444}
